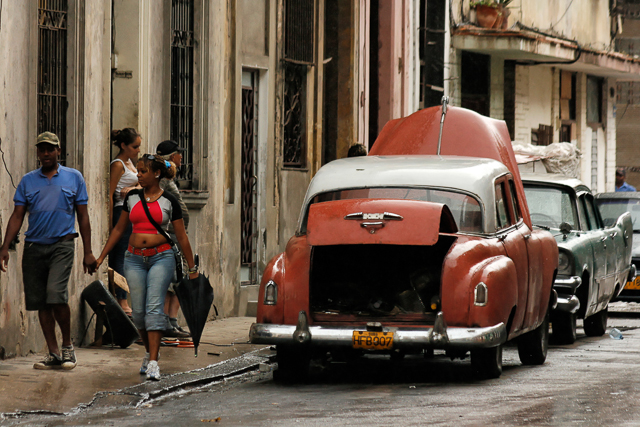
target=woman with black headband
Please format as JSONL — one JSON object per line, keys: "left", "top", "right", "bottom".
{"left": 96, "top": 154, "right": 198, "bottom": 380}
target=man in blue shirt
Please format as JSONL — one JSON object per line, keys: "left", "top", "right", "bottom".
{"left": 0, "top": 132, "right": 97, "bottom": 370}
{"left": 615, "top": 167, "right": 636, "bottom": 192}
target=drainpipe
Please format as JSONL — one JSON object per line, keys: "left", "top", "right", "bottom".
{"left": 443, "top": 0, "right": 451, "bottom": 98}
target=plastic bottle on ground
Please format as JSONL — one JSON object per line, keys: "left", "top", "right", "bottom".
{"left": 608, "top": 328, "right": 623, "bottom": 340}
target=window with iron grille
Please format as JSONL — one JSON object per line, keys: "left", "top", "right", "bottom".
{"left": 170, "top": 0, "right": 195, "bottom": 188}
{"left": 419, "top": 0, "right": 445, "bottom": 109}
{"left": 284, "top": 0, "right": 315, "bottom": 64}
{"left": 282, "top": 0, "right": 314, "bottom": 167}
{"left": 38, "top": 0, "right": 68, "bottom": 164}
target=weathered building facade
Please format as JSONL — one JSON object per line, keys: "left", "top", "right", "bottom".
{"left": 0, "top": 0, "right": 112, "bottom": 356}
{"left": 444, "top": 0, "right": 640, "bottom": 192}
{"left": 613, "top": 2, "right": 640, "bottom": 189}
{"left": 2, "top": 0, "right": 639, "bottom": 358}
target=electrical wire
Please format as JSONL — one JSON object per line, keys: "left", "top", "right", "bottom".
{"left": 618, "top": 101, "right": 631, "bottom": 123}
{"left": 0, "top": 138, "right": 16, "bottom": 189}
{"left": 551, "top": 0, "right": 575, "bottom": 29}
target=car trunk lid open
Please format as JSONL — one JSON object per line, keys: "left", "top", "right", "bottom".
{"left": 307, "top": 199, "right": 458, "bottom": 321}
{"left": 306, "top": 198, "right": 457, "bottom": 246}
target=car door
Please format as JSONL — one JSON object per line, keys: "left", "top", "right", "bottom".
{"left": 495, "top": 178, "right": 529, "bottom": 333}
{"left": 580, "top": 192, "right": 611, "bottom": 311}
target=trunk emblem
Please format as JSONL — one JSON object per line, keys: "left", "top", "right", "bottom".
{"left": 344, "top": 212, "right": 403, "bottom": 221}
{"left": 344, "top": 212, "right": 403, "bottom": 234}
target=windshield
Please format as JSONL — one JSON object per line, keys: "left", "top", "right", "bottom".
{"left": 596, "top": 198, "right": 640, "bottom": 230}
{"left": 524, "top": 186, "right": 578, "bottom": 229}
{"left": 311, "top": 187, "right": 483, "bottom": 232}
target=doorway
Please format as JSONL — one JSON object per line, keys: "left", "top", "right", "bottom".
{"left": 240, "top": 70, "right": 259, "bottom": 285}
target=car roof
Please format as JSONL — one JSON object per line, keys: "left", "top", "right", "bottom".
{"left": 520, "top": 173, "right": 591, "bottom": 193}
{"left": 298, "top": 155, "right": 511, "bottom": 232}
{"left": 304, "top": 155, "right": 509, "bottom": 202}
{"left": 595, "top": 192, "right": 640, "bottom": 200}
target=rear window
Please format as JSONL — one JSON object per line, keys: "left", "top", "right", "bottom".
{"left": 524, "top": 185, "right": 578, "bottom": 229}
{"left": 311, "top": 187, "right": 483, "bottom": 232}
{"left": 597, "top": 198, "right": 640, "bottom": 230}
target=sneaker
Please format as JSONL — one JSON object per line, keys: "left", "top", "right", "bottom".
{"left": 146, "top": 360, "right": 160, "bottom": 381}
{"left": 140, "top": 352, "right": 159, "bottom": 374}
{"left": 34, "top": 353, "right": 63, "bottom": 370}
{"left": 61, "top": 346, "right": 77, "bottom": 370}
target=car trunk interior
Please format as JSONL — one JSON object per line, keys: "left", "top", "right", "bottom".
{"left": 309, "top": 236, "right": 456, "bottom": 322}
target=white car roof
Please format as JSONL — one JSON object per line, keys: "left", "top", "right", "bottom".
{"left": 520, "top": 173, "right": 590, "bottom": 193}
{"left": 298, "top": 155, "right": 512, "bottom": 233}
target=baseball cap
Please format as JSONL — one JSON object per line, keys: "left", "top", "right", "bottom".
{"left": 36, "top": 131, "right": 60, "bottom": 147}
{"left": 156, "top": 140, "right": 185, "bottom": 156}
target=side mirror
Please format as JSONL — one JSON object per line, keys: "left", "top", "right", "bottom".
{"left": 559, "top": 222, "right": 572, "bottom": 235}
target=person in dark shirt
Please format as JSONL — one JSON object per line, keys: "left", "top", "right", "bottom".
{"left": 156, "top": 140, "right": 191, "bottom": 338}
{"left": 0, "top": 132, "right": 97, "bottom": 370}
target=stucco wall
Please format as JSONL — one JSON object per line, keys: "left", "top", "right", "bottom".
{"left": 0, "top": 1, "right": 39, "bottom": 358}
{"left": 0, "top": 1, "right": 111, "bottom": 358}
{"left": 616, "top": 106, "right": 640, "bottom": 189}
{"left": 509, "top": 0, "right": 611, "bottom": 50}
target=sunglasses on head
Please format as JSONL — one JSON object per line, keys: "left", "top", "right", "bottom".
{"left": 144, "top": 154, "right": 171, "bottom": 169}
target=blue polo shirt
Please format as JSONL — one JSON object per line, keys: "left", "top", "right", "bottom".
{"left": 14, "top": 165, "right": 88, "bottom": 244}
{"left": 616, "top": 182, "right": 636, "bottom": 192}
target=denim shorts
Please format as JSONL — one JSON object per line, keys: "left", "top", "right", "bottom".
{"left": 22, "top": 240, "right": 75, "bottom": 310}
{"left": 124, "top": 249, "right": 175, "bottom": 331}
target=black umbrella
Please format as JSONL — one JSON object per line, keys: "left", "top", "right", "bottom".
{"left": 174, "top": 270, "right": 214, "bottom": 357}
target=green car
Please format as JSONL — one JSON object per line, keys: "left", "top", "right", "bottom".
{"left": 595, "top": 192, "right": 640, "bottom": 301}
{"left": 522, "top": 174, "right": 634, "bottom": 344}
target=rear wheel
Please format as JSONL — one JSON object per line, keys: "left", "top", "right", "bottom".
{"left": 550, "top": 311, "right": 576, "bottom": 344}
{"left": 471, "top": 345, "right": 502, "bottom": 379}
{"left": 517, "top": 310, "right": 549, "bottom": 365}
{"left": 584, "top": 307, "right": 608, "bottom": 337}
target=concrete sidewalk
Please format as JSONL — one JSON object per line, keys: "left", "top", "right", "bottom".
{"left": 0, "top": 317, "right": 266, "bottom": 415}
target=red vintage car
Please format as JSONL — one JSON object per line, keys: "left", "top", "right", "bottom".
{"left": 250, "top": 105, "right": 558, "bottom": 379}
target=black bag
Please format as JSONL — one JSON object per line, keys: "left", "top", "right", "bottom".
{"left": 139, "top": 195, "right": 184, "bottom": 281}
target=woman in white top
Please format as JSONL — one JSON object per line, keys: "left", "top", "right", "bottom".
{"left": 109, "top": 128, "right": 141, "bottom": 315}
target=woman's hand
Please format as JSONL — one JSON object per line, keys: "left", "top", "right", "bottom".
{"left": 120, "top": 186, "right": 134, "bottom": 199}
{"left": 95, "top": 256, "right": 104, "bottom": 270}
{"left": 188, "top": 271, "right": 199, "bottom": 280}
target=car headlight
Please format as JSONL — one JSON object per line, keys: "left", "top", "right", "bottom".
{"left": 558, "top": 252, "right": 571, "bottom": 275}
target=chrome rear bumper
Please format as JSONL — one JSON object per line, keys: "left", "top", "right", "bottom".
{"left": 250, "top": 311, "right": 506, "bottom": 350}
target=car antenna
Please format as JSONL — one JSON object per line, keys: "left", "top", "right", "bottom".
{"left": 437, "top": 96, "right": 449, "bottom": 157}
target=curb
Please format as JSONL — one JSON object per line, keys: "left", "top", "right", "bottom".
{"left": 1, "top": 348, "right": 275, "bottom": 422}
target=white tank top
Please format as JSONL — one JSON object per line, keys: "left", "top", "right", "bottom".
{"left": 111, "top": 159, "right": 138, "bottom": 207}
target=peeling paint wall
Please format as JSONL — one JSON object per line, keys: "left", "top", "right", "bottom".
{"left": 0, "top": 1, "right": 110, "bottom": 358}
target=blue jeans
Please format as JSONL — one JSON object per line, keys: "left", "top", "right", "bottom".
{"left": 124, "top": 249, "right": 175, "bottom": 331}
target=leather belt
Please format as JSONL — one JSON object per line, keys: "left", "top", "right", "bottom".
{"left": 58, "top": 233, "right": 79, "bottom": 242}
{"left": 127, "top": 243, "right": 172, "bottom": 257}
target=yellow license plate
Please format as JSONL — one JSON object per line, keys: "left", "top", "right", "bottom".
{"left": 352, "top": 331, "right": 394, "bottom": 350}
{"left": 625, "top": 276, "right": 640, "bottom": 290}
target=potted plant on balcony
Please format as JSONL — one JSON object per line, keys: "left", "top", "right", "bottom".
{"left": 471, "top": 0, "right": 513, "bottom": 29}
